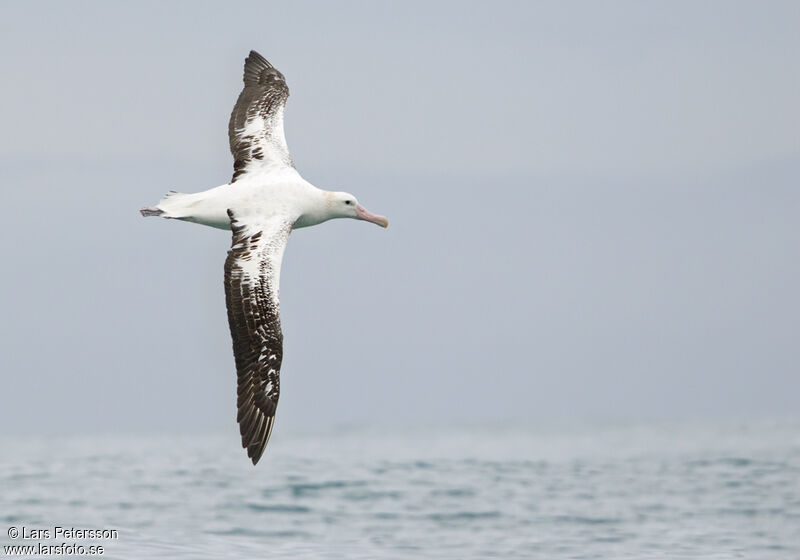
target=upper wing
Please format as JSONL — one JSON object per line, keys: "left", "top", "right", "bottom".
{"left": 228, "top": 51, "right": 293, "bottom": 182}
{"left": 224, "top": 210, "right": 292, "bottom": 464}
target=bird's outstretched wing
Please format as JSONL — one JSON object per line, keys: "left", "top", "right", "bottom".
{"left": 224, "top": 210, "right": 292, "bottom": 464}
{"left": 228, "top": 51, "right": 293, "bottom": 182}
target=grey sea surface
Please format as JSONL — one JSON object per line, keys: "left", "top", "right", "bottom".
{"left": 1, "top": 419, "right": 799, "bottom": 559}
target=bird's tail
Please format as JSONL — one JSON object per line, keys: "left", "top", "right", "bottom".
{"left": 139, "top": 206, "right": 163, "bottom": 217}
{"left": 139, "top": 191, "right": 186, "bottom": 219}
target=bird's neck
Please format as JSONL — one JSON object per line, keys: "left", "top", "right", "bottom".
{"left": 292, "top": 188, "right": 336, "bottom": 229}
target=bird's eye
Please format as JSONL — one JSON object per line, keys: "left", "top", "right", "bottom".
{"left": 345, "top": 200, "right": 352, "bottom": 205}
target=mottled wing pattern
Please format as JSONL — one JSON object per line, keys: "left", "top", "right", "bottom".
{"left": 228, "top": 51, "right": 293, "bottom": 182}
{"left": 224, "top": 210, "right": 292, "bottom": 464}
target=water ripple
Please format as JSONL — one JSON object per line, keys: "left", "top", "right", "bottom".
{"left": 1, "top": 421, "right": 799, "bottom": 559}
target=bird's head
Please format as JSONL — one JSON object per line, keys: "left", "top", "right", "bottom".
{"left": 331, "top": 192, "right": 388, "bottom": 228}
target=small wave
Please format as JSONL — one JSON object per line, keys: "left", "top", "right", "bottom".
{"left": 719, "top": 457, "right": 753, "bottom": 467}
{"left": 687, "top": 457, "right": 754, "bottom": 468}
{"left": 430, "top": 488, "right": 476, "bottom": 497}
{"left": 207, "top": 527, "right": 312, "bottom": 538}
{"left": 715, "top": 506, "right": 785, "bottom": 517}
{"left": 427, "top": 511, "right": 502, "bottom": 521}
{"left": 552, "top": 515, "right": 621, "bottom": 525}
{"left": 7, "top": 472, "right": 49, "bottom": 481}
{"left": 592, "top": 534, "right": 626, "bottom": 543}
{"left": 16, "top": 497, "right": 46, "bottom": 505}
{"left": 288, "top": 480, "right": 366, "bottom": 497}
{"left": 342, "top": 490, "right": 403, "bottom": 501}
{"left": 245, "top": 502, "right": 311, "bottom": 513}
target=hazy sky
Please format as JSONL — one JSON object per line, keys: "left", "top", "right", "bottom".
{"left": 1, "top": 1, "right": 798, "bottom": 437}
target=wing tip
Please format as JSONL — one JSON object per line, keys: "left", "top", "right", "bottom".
{"left": 242, "top": 50, "right": 284, "bottom": 86}
{"left": 247, "top": 50, "right": 269, "bottom": 64}
{"left": 242, "top": 415, "right": 275, "bottom": 466}
{"left": 249, "top": 449, "right": 263, "bottom": 466}
{"left": 246, "top": 436, "right": 268, "bottom": 466}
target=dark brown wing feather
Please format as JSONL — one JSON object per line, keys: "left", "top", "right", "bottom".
{"left": 228, "top": 51, "right": 293, "bottom": 182}
{"left": 224, "top": 210, "right": 292, "bottom": 465}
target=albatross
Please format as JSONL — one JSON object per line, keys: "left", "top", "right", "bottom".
{"left": 140, "top": 51, "right": 388, "bottom": 465}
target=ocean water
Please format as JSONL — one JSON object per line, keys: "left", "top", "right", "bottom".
{"left": 1, "top": 420, "right": 799, "bottom": 559}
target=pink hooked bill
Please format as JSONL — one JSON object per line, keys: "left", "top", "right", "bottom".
{"left": 356, "top": 204, "right": 389, "bottom": 228}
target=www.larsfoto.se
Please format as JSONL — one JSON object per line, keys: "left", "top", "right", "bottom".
{"left": 4, "top": 542, "right": 105, "bottom": 556}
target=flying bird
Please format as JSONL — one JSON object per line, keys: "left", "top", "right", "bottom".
{"left": 140, "top": 51, "right": 388, "bottom": 465}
